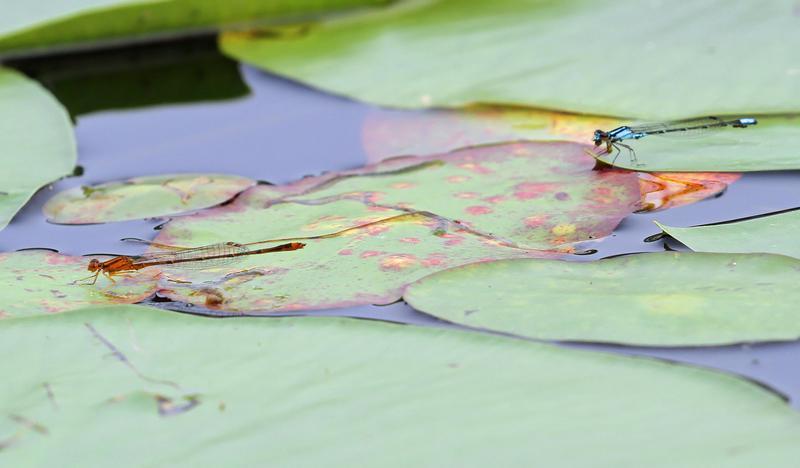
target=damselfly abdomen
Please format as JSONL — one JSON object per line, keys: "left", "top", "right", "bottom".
{"left": 592, "top": 116, "right": 757, "bottom": 166}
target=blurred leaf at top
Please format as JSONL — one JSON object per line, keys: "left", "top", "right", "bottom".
{"left": 5, "top": 306, "right": 800, "bottom": 466}
{"left": 8, "top": 37, "right": 249, "bottom": 116}
{"left": 220, "top": 0, "right": 800, "bottom": 120}
{"left": 0, "top": 67, "right": 75, "bottom": 232}
{"left": 43, "top": 173, "right": 255, "bottom": 224}
{"left": 656, "top": 210, "right": 800, "bottom": 260}
{"left": 0, "top": 0, "right": 394, "bottom": 57}
{"left": 404, "top": 252, "right": 800, "bottom": 346}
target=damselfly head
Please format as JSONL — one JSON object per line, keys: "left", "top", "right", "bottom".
{"left": 88, "top": 259, "right": 101, "bottom": 272}
{"left": 592, "top": 130, "right": 607, "bottom": 146}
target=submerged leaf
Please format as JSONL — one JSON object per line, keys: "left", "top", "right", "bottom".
{"left": 656, "top": 211, "right": 800, "bottom": 259}
{"left": 4, "top": 305, "right": 800, "bottom": 466}
{"left": 404, "top": 252, "right": 800, "bottom": 346}
{"left": 220, "top": 0, "right": 800, "bottom": 119}
{"left": 43, "top": 173, "right": 255, "bottom": 224}
{"left": 361, "top": 106, "right": 621, "bottom": 164}
{"left": 0, "top": 250, "right": 156, "bottom": 318}
{"left": 11, "top": 38, "right": 250, "bottom": 116}
{"left": 0, "top": 67, "right": 75, "bottom": 231}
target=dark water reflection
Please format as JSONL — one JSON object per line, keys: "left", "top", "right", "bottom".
{"left": 3, "top": 39, "right": 800, "bottom": 406}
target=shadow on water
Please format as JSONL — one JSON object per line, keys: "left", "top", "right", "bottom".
{"left": 3, "top": 37, "right": 800, "bottom": 407}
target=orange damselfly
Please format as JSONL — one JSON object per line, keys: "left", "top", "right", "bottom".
{"left": 84, "top": 241, "right": 305, "bottom": 284}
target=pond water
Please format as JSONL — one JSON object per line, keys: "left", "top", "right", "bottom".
{"left": 3, "top": 37, "right": 800, "bottom": 407}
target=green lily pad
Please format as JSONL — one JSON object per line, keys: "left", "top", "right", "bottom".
{"left": 0, "top": 0, "right": 392, "bottom": 57}
{"left": 404, "top": 252, "right": 800, "bottom": 346}
{"left": 43, "top": 173, "right": 256, "bottom": 224}
{"left": 589, "top": 116, "right": 800, "bottom": 172}
{"left": 220, "top": 0, "right": 800, "bottom": 119}
{"left": 0, "top": 67, "right": 76, "bottom": 231}
{"left": 655, "top": 211, "right": 800, "bottom": 259}
{"left": 0, "top": 250, "right": 157, "bottom": 319}
{"left": 3, "top": 305, "right": 800, "bottom": 466}
{"left": 151, "top": 199, "right": 557, "bottom": 313}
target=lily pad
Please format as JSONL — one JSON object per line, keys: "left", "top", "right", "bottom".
{"left": 284, "top": 142, "right": 641, "bottom": 249}
{"left": 137, "top": 141, "right": 641, "bottom": 312}
{"left": 43, "top": 173, "right": 256, "bottom": 224}
{"left": 150, "top": 199, "right": 557, "bottom": 313}
{"left": 362, "top": 107, "right": 742, "bottom": 212}
{"left": 589, "top": 116, "right": 800, "bottom": 172}
{"left": 3, "top": 305, "right": 800, "bottom": 466}
{"left": 0, "top": 0, "right": 392, "bottom": 57}
{"left": 404, "top": 252, "right": 800, "bottom": 346}
{"left": 220, "top": 0, "right": 800, "bottom": 119}
{"left": 362, "top": 106, "right": 622, "bottom": 164}
{"left": 655, "top": 211, "right": 800, "bottom": 259}
{"left": 0, "top": 67, "right": 76, "bottom": 231}
{"left": 0, "top": 250, "right": 156, "bottom": 319}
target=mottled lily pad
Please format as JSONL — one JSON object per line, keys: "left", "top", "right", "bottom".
{"left": 283, "top": 142, "right": 641, "bottom": 249}
{"left": 656, "top": 211, "right": 800, "bottom": 259}
{"left": 0, "top": 67, "right": 75, "bottom": 231}
{"left": 362, "top": 107, "right": 741, "bottom": 212}
{"left": 220, "top": 0, "right": 800, "bottom": 119}
{"left": 150, "top": 200, "right": 557, "bottom": 313}
{"left": 3, "top": 305, "right": 800, "bottom": 466}
{"left": 43, "top": 173, "right": 255, "bottom": 224}
{"left": 0, "top": 250, "right": 156, "bottom": 319}
{"left": 132, "top": 142, "right": 642, "bottom": 312}
{"left": 404, "top": 252, "right": 800, "bottom": 346}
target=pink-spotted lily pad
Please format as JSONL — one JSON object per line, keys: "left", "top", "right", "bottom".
{"left": 43, "top": 173, "right": 255, "bottom": 224}
{"left": 0, "top": 250, "right": 157, "bottom": 318}
{"left": 130, "top": 141, "right": 639, "bottom": 312}
{"left": 149, "top": 200, "right": 558, "bottom": 313}
{"left": 280, "top": 142, "right": 641, "bottom": 249}
{"left": 362, "top": 107, "right": 742, "bottom": 213}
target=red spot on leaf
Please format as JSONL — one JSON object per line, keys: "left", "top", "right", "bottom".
{"left": 514, "top": 182, "right": 559, "bottom": 200}
{"left": 421, "top": 254, "right": 447, "bottom": 267}
{"left": 483, "top": 195, "right": 506, "bottom": 204}
{"left": 458, "top": 162, "right": 493, "bottom": 175}
{"left": 465, "top": 205, "right": 493, "bottom": 215}
{"left": 446, "top": 175, "right": 470, "bottom": 184}
{"left": 390, "top": 182, "right": 416, "bottom": 189}
{"left": 338, "top": 249, "right": 354, "bottom": 256}
{"left": 524, "top": 215, "right": 550, "bottom": 228}
{"left": 379, "top": 254, "right": 418, "bottom": 271}
{"left": 454, "top": 191, "right": 480, "bottom": 199}
{"left": 400, "top": 237, "right": 421, "bottom": 244}
{"left": 360, "top": 250, "right": 383, "bottom": 258}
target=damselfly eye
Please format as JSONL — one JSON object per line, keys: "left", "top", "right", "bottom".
{"left": 88, "top": 259, "right": 100, "bottom": 272}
